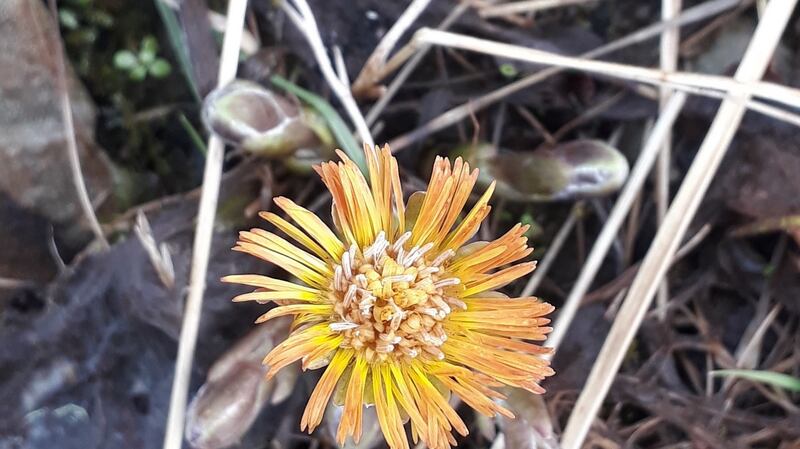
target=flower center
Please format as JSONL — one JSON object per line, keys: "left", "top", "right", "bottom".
{"left": 329, "top": 231, "right": 465, "bottom": 363}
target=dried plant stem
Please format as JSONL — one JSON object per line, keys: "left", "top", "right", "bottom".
{"left": 351, "top": 0, "right": 433, "bottom": 97}
{"left": 413, "top": 29, "right": 800, "bottom": 111}
{"left": 480, "top": 0, "right": 598, "bottom": 18}
{"left": 46, "top": 0, "right": 109, "bottom": 250}
{"left": 514, "top": 106, "right": 556, "bottom": 144}
{"left": 386, "top": 0, "right": 743, "bottom": 151}
{"left": 0, "top": 277, "right": 36, "bottom": 290}
{"left": 655, "top": 0, "right": 682, "bottom": 320}
{"left": 162, "top": 2, "right": 249, "bottom": 449}
{"left": 663, "top": 81, "right": 800, "bottom": 126}
{"left": 560, "top": 1, "right": 797, "bottom": 447}
{"left": 282, "top": 0, "right": 374, "bottom": 149}
{"left": 544, "top": 92, "right": 687, "bottom": 354}
{"left": 365, "top": 2, "right": 470, "bottom": 127}
{"left": 160, "top": 0, "right": 259, "bottom": 55}
{"left": 731, "top": 235, "right": 786, "bottom": 376}
{"left": 520, "top": 202, "right": 583, "bottom": 297}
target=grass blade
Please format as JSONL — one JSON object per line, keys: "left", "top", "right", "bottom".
{"left": 154, "top": 0, "right": 201, "bottom": 101}
{"left": 711, "top": 369, "right": 800, "bottom": 393}
{"left": 178, "top": 112, "right": 207, "bottom": 156}
{"left": 270, "top": 75, "right": 367, "bottom": 173}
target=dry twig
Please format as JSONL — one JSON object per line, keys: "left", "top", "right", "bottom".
{"left": 520, "top": 202, "right": 583, "bottom": 297}
{"left": 0, "top": 277, "right": 37, "bottom": 290}
{"left": 480, "top": 0, "right": 599, "bottom": 18}
{"left": 412, "top": 29, "right": 800, "bottom": 112}
{"left": 385, "top": 0, "right": 745, "bottom": 151}
{"left": 159, "top": 0, "right": 259, "bottom": 55}
{"left": 161, "top": 1, "right": 249, "bottom": 449}
{"left": 655, "top": 0, "right": 682, "bottom": 320}
{"left": 545, "top": 92, "right": 688, "bottom": 354}
{"left": 281, "top": 0, "right": 374, "bottom": 148}
{"left": 560, "top": 1, "right": 797, "bottom": 447}
{"left": 351, "top": 0, "right": 433, "bottom": 98}
{"left": 46, "top": 0, "right": 109, "bottom": 249}
{"left": 365, "top": 3, "right": 470, "bottom": 127}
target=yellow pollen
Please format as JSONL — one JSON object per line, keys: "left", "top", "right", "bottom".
{"left": 330, "top": 231, "right": 461, "bottom": 363}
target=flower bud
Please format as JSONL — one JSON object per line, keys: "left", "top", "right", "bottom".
{"left": 203, "top": 80, "right": 334, "bottom": 157}
{"left": 185, "top": 319, "right": 296, "bottom": 449}
{"left": 456, "top": 139, "right": 630, "bottom": 202}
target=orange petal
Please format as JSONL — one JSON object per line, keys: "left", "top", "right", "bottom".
{"left": 301, "top": 349, "right": 354, "bottom": 432}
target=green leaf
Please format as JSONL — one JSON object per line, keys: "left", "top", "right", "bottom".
{"left": 59, "top": 9, "right": 79, "bottom": 30}
{"left": 149, "top": 59, "right": 172, "bottom": 78}
{"left": 130, "top": 65, "right": 148, "bottom": 81}
{"left": 153, "top": 0, "right": 200, "bottom": 101}
{"left": 113, "top": 50, "right": 139, "bottom": 70}
{"left": 141, "top": 35, "right": 159, "bottom": 54}
{"left": 711, "top": 369, "right": 800, "bottom": 392}
{"left": 270, "top": 75, "right": 367, "bottom": 174}
{"left": 139, "top": 36, "right": 159, "bottom": 64}
{"left": 139, "top": 50, "right": 156, "bottom": 65}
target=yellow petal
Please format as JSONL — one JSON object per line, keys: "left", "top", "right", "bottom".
{"left": 233, "top": 242, "right": 329, "bottom": 288}
{"left": 221, "top": 274, "right": 318, "bottom": 293}
{"left": 274, "top": 197, "right": 345, "bottom": 259}
{"left": 440, "top": 182, "right": 496, "bottom": 251}
{"left": 336, "top": 356, "right": 367, "bottom": 445}
{"left": 260, "top": 211, "right": 332, "bottom": 261}
{"left": 372, "top": 365, "right": 409, "bottom": 449}
{"left": 232, "top": 290, "right": 321, "bottom": 303}
{"left": 301, "top": 349, "right": 354, "bottom": 432}
{"left": 254, "top": 304, "right": 332, "bottom": 323}
{"left": 462, "top": 262, "right": 536, "bottom": 297}
{"left": 239, "top": 229, "right": 332, "bottom": 276}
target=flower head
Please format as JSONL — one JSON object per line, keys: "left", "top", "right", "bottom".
{"left": 223, "top": 144, "right": 554, "bottom": 449}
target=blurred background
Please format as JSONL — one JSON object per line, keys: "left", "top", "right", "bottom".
{"left": 1, "top": 0, "right": 799, "bottom": 448}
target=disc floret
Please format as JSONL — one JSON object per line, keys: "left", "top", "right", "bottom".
{"left": 331, "top": 231, "right": 464, "bottom": 363}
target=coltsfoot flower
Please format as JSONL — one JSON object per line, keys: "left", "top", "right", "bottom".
{"left": 223, "top": 144, "right": 554, "bottom": 449}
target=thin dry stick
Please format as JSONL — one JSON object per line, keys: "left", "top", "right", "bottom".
{"left": 560, "top": 1, "right": 797, "bottom": 447}
{"left": 333, "top": 46, "right": 350, "bottom": 86}
{"left": 282, "top": 0, "right": 374, "bottom": 148}
{"left": 351, "top": 0, "right": 433, "bottom": 97}
{"left": 160, "top": 0, "right": 259, "bottom": 55}
{"left": 659, "top": 79, "right": 800, "bottom": 127}
{"left": 0, "top": 278, "right": 36, "bottom": 290}
{"left": 655, "top": 0, "right": 682, "bottom": 320}
{"left": 514, "top": 105, "right": 556, "bottom": 145}
{"left": 386, "top": 0, "right": 744, "bottom": 151}
{"left": 46, "top": 0, "right": 109, "bottom": 249}
{"left": 737, "top": 303, "right": 782, "bottom": 367}
{"left": 162, "top": 2, "right": 249, "bottom": 449}
{"left": 413, "top": 29, "right": 800, "bottom": 110}
{"left": 365, "top": 2, "right": 470, "bottom": 127}
{"left": 520, "top": 201, "right": 583, "bottom": 297}
{"left": 480, "top": 0, "right": 598, "bottom": 18}
{"left": 730, "top": 235, "right": 786, "bottom": 375}
{"left": 544, "top": 92, "right": 687, "bottom": 354}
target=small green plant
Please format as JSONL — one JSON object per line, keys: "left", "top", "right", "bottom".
{"left": 113, "top": 36, "right": 172, "bottom": 81}
{"left": 58, "top": 0, "right": 114, "bottom": 75}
